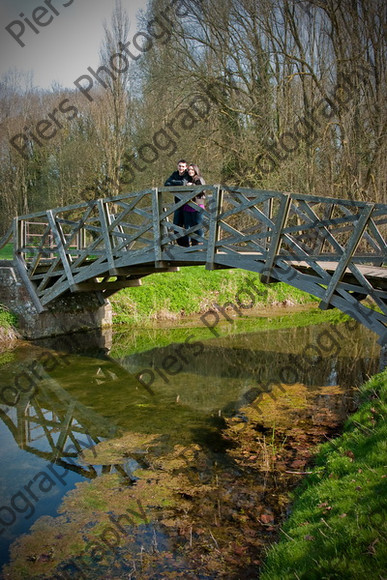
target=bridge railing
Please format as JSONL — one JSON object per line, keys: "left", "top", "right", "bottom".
{"left": 5, "top": 187, "right": 387, "bottom": 329}
{"left": 9, "top": 188, "right": 386, "bottom": 258}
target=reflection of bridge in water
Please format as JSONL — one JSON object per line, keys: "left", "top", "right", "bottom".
{"left": 0, "top": 354, "right": 126, "bottom": 480}
{"left": 0, "top": 319, "right": 381, "bottom": 477}
{"left": 1, "top": 187, "right": 386, "bottom": 343}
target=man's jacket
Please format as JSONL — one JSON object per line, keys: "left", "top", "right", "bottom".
{"left": 164, "top": 170, "right": 189, "bottom": 186}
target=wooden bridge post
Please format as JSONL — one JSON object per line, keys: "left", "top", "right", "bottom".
{"left": 206, "top": 185, "right": 223, "bottom": 270}
{"left": 97, "top": 199, "right": 116, "bottom": 274}
{"left": 263, "top": 196, "right": 273, "bottom": 251}
{"left": 12, "top": 217, "right": 45, "bottom": 313}
{"left": 46, "top": 210, "right": 76, "bottom": 290}
{"left": 152, "top": 187, "right": 164, "bottom": 266}
{"left": 261, "top": 193, "right": 291, "bottom": 284}
{"left": 14, "top": 217, "right": 24, "bottom": 260}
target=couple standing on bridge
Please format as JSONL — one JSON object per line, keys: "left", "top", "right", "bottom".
{"left": 164, "top": 159, "right": 206, "bottom": 247}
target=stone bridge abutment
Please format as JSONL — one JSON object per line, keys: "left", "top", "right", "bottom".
{"left": 0, "top": 261, "right": 112, "bottom": 339}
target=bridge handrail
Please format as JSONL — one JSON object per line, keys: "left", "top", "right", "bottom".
{"left": 10, "top": 188, "right": 387, "bottom": 263}
{"left": 12, "top": 187, "right": 387, "bottom": 224}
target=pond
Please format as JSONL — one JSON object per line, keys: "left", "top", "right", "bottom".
{"left": 0, "top": 308, "right": 382, "bottom": 579}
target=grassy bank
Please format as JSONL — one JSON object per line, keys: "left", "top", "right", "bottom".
{"left": 110, "top": 266, "right": 317, "bottom": 324}
{"left": 0, "top": 267, "right": 317, "bottom": 345}
{"left": 0, "top": 243, "right": 13, "bottom": 260}
{"left": 261, "top": 369, "right": 387, "bottom": 580}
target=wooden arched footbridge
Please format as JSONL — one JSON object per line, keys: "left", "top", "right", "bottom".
{"left": 1, "top": 186, "right": 386, "bottom": 344}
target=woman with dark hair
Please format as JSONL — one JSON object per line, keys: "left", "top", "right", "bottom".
{"left": 181, "top": 164, "right": 206, "bottom": 246}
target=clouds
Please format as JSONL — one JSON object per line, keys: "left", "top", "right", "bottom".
{"left": 0, "top": 0, "right": 147, "bottom": 89}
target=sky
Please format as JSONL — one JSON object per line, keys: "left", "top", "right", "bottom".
{"left": 0, "top": 0, "right": 148, "bottom": 90}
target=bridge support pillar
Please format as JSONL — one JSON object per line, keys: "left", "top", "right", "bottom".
{"left": 0, "top": 261, "right": 112, "bottom": 340}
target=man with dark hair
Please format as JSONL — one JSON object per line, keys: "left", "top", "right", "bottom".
{"left": 164, "top": 159, "right": 189, "bottom": 187}
{"left": 164, "top": 159, "right": 189, "bottom": 239}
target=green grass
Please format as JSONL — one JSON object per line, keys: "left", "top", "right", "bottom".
{"left": 0, "top": 305, "right": 17, "bottom": 329}
{"left": 0, "top": 243, "right": 13, "bottom": 260}
{"left": 261, "top": 369, "right": 387, "bottom": 580}
{"left": 110, "top": 266, "right": 318, "bottom": 324}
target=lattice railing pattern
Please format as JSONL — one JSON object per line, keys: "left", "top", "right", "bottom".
{"left": 3, "top": 186, "right": 386, "bottom": 343}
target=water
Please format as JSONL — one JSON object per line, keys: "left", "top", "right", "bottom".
{"left": 0, "top": 310, "right": 382, "bottom": 579}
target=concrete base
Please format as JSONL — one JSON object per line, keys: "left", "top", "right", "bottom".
{"left": 0, "top": 262, "right": 112, "bottom": 340}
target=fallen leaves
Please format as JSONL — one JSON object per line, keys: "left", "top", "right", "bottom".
{"left": 259, "top": 513, "right": 275, "bottom": 525}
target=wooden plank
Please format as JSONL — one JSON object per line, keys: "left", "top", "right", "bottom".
{"left": 159, "top": 184, "right": 217, "bottom": 194}
{"left": 220, "top": 196, "right": 269, "bottom": 222}
{"left": 346, "top": 263, "right": 387, "bottom": 314}
{"left": 16, "top": 218, "right": 24, "bottom": 256}
{"left": 40, "top": 278, "right": 72, "bottom": 305}
{"left": 228, "top": 190, "right": 275, "bottom": 225}
{"left": 59, "top": 203, "right": 95, "bottom": 252}
{"left": 337, "top": 204, "right": 384, "bottom": 256}
{"left": 12, "top": 218, "right": 19, "bottom": 256}
{"left": 263, "top": 196, "right": 273, "bottom": 250}
{"left": 104, "top": 188, "right": 153, "bottom": 204}
{"left": 215, "top": 221, "right": 267, "bottom": 252}
{"left": 36, "top": 259, "right": 67, "bottom": 293}
{"left": 290, "top": 200, "right": 344, "bottom": 255}
{"left": 28, "top": 225, "right": 53, "bottom": 278}
{"left": 107, "top": 193, "right": 150, "bottom": 234}
{"left": 289, "top": 192, "right": 370, "bottom": 207}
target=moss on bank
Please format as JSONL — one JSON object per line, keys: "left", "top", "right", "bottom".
{"left": 261, "top": 369, "right": 387, "bottom": 580}
{"left": 110, "top": 266, "right": 317, "bottom": 324}
{"left": 0, "top": 305, "right": 18, "bottom": 348}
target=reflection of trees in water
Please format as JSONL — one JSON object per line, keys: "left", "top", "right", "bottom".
{"left": 125, "top": 338, "right": 379, "bottom": 388}
{"left": 115, "top": 321, "right": 380, "bottom": 418}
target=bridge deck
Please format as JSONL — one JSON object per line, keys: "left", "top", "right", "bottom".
{"left": 288, "top": 262, "right": 387, "bottom": 289}
{"left": 17, "top": 256, "right": 387, "bottom": 287}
